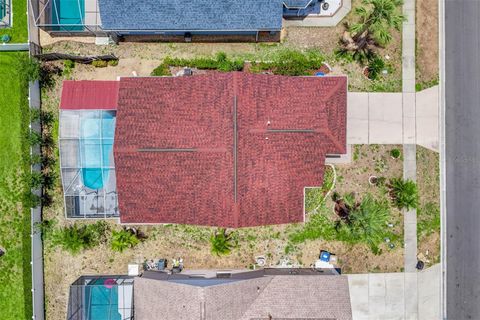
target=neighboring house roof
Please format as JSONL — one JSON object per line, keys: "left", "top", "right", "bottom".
{"left": 60, "top": 81, "right": 119, "bottom": 110}
{"left": 134, "top": 272, "right": 353, "bottom": 320}
{"left": 114, "top": 73, "right": 347, "bottom": 227}
{"left": 98, "top": 0, "right": 284, "bottom": 31}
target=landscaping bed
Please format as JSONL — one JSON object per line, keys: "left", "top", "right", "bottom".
{"left": 0, "top": 52, "right": 32, "bottom": 320}
{"left": 416, "top": 146, "right": 440, "bottom": 267}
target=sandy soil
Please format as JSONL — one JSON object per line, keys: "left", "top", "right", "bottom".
{"left": 416, "top": 0, "right": 439, "bottom": 84}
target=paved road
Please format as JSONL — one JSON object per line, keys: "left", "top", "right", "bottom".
{"left": 445, "top": 0, "right": 480, "bottom": 318}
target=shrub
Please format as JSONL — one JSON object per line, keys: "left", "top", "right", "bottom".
{"left": 64, "top": 59, "right": 75, "bottom": 69}
{"left": 27, "top": 131, "right": 42, "bottom": 146}
{"left": 210, "top": 228, "right": 236, "bottom": 256}
{"left": 108, "top": 59, "right": 119, "bottom": 66}
{"left": 92, "top": 60, "right": 108, "bottom": 68}
{"left": 389, "top": 178, "right": 418, "bottom": 210}
{"left": 151, "top": 52, "right": 243, "bottom": 76}
{"left": 30, "top": 171, "right": 43, "bottom": 189}
{"left": 110, "top": 229, "right": 140, "bottom": 252}
{"left": 63, "top": 60, "right": 75, "bottom": 78}
{"left": 52, "top": 222, "right": 108, "bottom": 254}
{"left": 252, "top": 49, "right": 325, "bottom": 76}
{"left": 290, "top": 194, "right": 393, "bottom": 252}
{"left": 24, "top": 192, "right": 41, "bottom": 208}
{"left": 390, "top": 148, "right": 401, "bottom": 159}
{"left": 367, "top": 56, "right": 385, "bottom": 80}
{"left": 151, "top": 64, "right": 171, "bottom": 76}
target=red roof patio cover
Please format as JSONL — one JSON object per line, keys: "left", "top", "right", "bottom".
{"left": 114, "top": 73, "right": 347, "bottom": 227}
{"left": 60, "top": 80, "right": 119, "bottom": 110}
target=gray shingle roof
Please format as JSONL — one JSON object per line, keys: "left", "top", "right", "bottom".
{"left": 134, "top": 273, "right": 353, "bottom": 320}
{"left": 99, "top": 0, "right": 284, "bottom": 31}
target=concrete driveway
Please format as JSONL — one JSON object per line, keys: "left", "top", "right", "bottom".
{"left": 347, "top": 264, "right": 441, "bottom": 320}
{"left": 347, "top": 87, "right": 439, "bottom": 151}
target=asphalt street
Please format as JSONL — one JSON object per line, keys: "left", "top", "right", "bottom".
{"left": 445, "top": 0, "right": 480, "bottom": 318}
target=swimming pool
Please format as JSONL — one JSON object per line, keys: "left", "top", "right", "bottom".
{"left": 80, "top": 111, "right": 115, "bottom": 190}
{"left": 0, "top": 0, "right": 7, "bottom": 21}
{"left": 85, "top": 284, "right": 121, "bottom": 320}
{"left": 52, "top": 0, "right": 85, "bottom": 31}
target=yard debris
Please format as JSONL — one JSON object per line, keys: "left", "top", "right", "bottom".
{"left": 34, "top": 53, "right": 118, "bottom": 64}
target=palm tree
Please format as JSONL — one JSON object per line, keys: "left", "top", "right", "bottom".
{"left": 389, "top": 178, "right": 418, "bottom": 210}
{"left": 210, "top": 228, "right": 235, "bottom": 256}
{"left": 110, "top": 229, "right": 140, "bottom": 252}
{"left": 339, "top": 0, "right": 405, "bottom": 62}
{"left": 337, "top": 194, "right": 390, "bottom": 250}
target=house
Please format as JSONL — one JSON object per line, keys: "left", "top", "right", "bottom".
{"left": 59, "top": 72, "right": 347, "bottom": 227}
{"left": 30, "top": 0, "right": 334, "bottom": 41}
{"left": 66, "top": 269, "right": 353, "bottom": 320}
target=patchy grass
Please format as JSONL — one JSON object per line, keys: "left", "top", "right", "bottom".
{"left": 416, "top": 76, "right": 439, "bottom": 92}
{"left": 416, "top": 146, "right": 440, "bottom": 266}
{"left": 0, "top": 0, "right": 28, "bottom": 43}
{"left": 0, "top": 52, "right": 32, "bottom": 320}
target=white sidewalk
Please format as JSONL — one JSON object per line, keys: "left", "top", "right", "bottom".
{"left": 347, "top": 87, "right": 439, "bottom": 151}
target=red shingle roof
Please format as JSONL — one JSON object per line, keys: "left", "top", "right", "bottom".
{"left": 60, "top": 80, "right": 119, "bottom": 110}
{"left": 114, "top": 73, "right": 347, "bottom": 227}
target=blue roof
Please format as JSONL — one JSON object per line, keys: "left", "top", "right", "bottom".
{"left": 99, "top": 0, "right": 284, "bottom": 31}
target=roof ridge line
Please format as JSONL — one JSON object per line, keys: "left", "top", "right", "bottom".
{"left": 319, "top": 76, "right": 347, "bottom": 102}
{"left": 237, "top": 275, "right": 275, "bottom": 320}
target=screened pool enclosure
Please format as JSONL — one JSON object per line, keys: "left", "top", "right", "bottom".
{"left": 29, "top": 0, "right": 102, "bottom": 33}
{"left": 59, "top": 110, "right": 118, "bottom": 218}
{"left": 0, "top": 0, "right": 10, "bottom": 27}
{"left": 67, "top": 276, "right": 134, "bottom": 320}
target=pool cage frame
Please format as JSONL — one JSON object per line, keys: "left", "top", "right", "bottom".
{"left": 59, "top": 110, "right": 119, "bottom": 219}
{"left": 67, "top": 275, "right": 134, "bottom": 320}
{"left": 0, "top": 0, "right": 11, "bottom": 28}
{"left": 28, "top": 0, "right": 105, "bottom": 35}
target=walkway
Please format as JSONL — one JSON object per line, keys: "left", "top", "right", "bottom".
{"left": 401, "top": 0, "right": 418, "bottom": 317}
{"left": 347, "top": 87, "right": 439, "bottom": 151}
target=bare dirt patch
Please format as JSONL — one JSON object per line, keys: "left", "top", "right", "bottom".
{"left": 416, "top": 0, "right": 439, "bottom": 84}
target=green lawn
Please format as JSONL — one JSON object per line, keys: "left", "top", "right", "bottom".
{"left": 0, "top": 0, "right": 28, "bottom": 43}
{"left": 0, "top": 52, "right": 32, "bottom": 320}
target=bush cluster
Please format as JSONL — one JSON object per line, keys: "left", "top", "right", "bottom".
{"left": 151, "top": 52, "right": 243, "bottom": 76}
{"left": 251, "top": 49, "right": 325, "bottom": 76}
{"left": 52, "top": 221, "right": 109, "bottom": 255}
{"left": 290, "top": 193, "right": 395, "bottom": 253}
{"left": 151, "top": 49, "right": 326, "bottom": 77}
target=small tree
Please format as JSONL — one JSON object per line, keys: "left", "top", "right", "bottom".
{"left": 337, "top": 194, "right": 390, "bottom": 251}
{"left": 389, "top": 178, "right": 418, "bottom": 210}
{"left": 210, "top": 228, "right": 235, "bottom": 256}
{"left": 110, "top": 229, "right": 140, "bottom": 252}
{"left": 338, "top": 0, "right": 405, "bottom": 63}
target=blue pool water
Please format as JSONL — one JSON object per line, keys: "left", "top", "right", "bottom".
{"left": 0, "top": 0, "right": 6, "bottom": 20}
{"left": 85, "top": 285, "right": 121, "bottom": 320}
{"left": 80, "top": 111, "right": 115, "bottom": 190}
{"left": 52, "top": 0, "right": 85, "bottom": 31}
